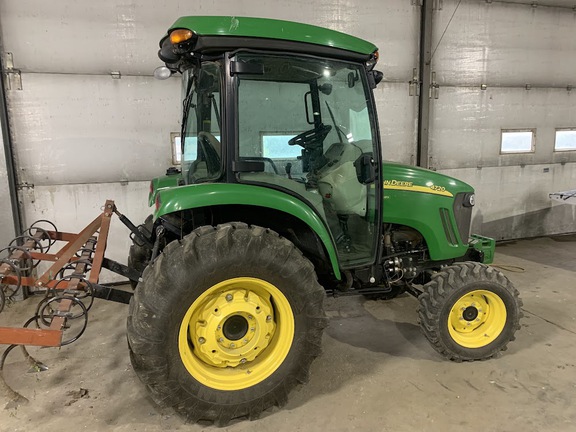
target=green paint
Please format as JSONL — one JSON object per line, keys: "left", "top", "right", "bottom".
{"left": 150, "top": 161, "right": 488, "bottom": 273}
{"left": 149, "top": 173, "right": 182, "bottom": 207}
{"left": 150, "top": 18, "right": 492, "bottom": 278}
{"left": 382, "top": 162, "right": 475, "bottom": 261}
{"left": 170, "top": 16, "right": 377, "bottom": 56}
{"left": 470, "top": 235, "right": 496, "bottom": 264}
{"left": 155, "top": 183, "right": 341, "bottom": 279}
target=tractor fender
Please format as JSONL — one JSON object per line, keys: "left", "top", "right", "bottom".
{"left": 154, "top": 183, "right": 341, "bottom": 279}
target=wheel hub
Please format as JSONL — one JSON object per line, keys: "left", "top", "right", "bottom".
{"left": 462, "top": 306, "right": 479, "bottom": 322}
{"left": 191, "top": 288, "right": 276, "bottom": 368}
{"left": 223, "top": 315, "right": 249, "bottom": 341}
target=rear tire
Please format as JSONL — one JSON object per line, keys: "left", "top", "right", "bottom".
{"left": 418, "top": 262, "right": 522, "bottom": 361}
{"left": 127, "top": 215, "right": 153, "bottom": 289}
{"left": 126, "top": 223, "right": 326, "bottom": 425}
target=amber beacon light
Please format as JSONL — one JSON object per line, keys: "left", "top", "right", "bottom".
{"left": 170, "top": 29, "right": 194, "bottom": 44}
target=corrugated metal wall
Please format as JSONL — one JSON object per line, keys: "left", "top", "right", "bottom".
{"left": 0, "top": 0, "right": 574, "bottom": 275}
{"left": 0, "top": 0, "right": 418, "bottom": 280}
{"left": 430, "top": 0, "right": 576, "bottom": 239}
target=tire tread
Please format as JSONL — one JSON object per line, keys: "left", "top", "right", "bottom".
{"left": 417, "top": 262, "right": 522, "bottom": 362}
{"left": 127, "top": 223, "right": 327, "bottom": 425}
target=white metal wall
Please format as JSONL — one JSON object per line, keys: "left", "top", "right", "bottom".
{"left": 430, "top": 0, "right": 576, "bottom": 239}
{"left": 0, "top": 0, "right": 419, "bottom": 280}
{"left": 0, "top": 0, "right": 574, "bottom": 273}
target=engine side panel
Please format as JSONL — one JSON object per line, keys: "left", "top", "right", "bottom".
{"left": 383, "top": 162, "right": 475, "bottom": 261}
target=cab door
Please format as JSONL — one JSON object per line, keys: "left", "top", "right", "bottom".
{"left": 233, "top": 53, "right": 381, "bottom": 268}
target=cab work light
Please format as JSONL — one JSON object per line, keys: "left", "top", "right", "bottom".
{"left": 366, "top": 50, "right": 379, "bottom": 70}
{"left": 170, "top": 29, "right": 194, "bottom": 44}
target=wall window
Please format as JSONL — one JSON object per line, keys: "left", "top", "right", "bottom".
{"left": 171, "top": 132, "right": 183, "bottom": 164}
{"left": 500, "top": 129, "right": 535, "bottom": 154}
{"left": 261, "top": 133, "right": 301, "bottom": 159}
{"left": 554, "top": 129, "right": 576, "bottom": 151}
{"left": 172, "top": 133, "right": 198, "bottom": 165}
{"left": 171, "top": 132, "right": 220, "bottom": 165}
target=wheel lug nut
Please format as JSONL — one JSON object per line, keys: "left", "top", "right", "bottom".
{"left": 248, "top": 315, "right": 253, "bottom": 320}
{"left": 217, "top": 325, "right": 221, "bottom": 330}
{"left": 250, "top": 327, "right": 255, "bottom": 332}
{"left": 240, "top": 358, "right": 247, "bottom": 364}
{"left": 266, "top": 315, "right": 272, "bottom": 322}
{"left": 230, "top": 343, "right": 235, "bottom": 348}
{"left": 226, "top": 294, "right": 233, "bottom": 302}
{"left": 218, "top": 337, "right": 224, "bottom": 342}
{"left": 198, "top": 337, "right": 206, "bottom": 344}
{"left": 243, "top": 339, "right": 248, "bottom": 343}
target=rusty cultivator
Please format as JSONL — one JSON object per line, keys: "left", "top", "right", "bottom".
{"left": 0, "top": 200, "right": 143, "bottom": 403}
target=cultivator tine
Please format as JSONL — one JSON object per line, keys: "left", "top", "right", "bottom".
{"left": 0, "top": 200, "right": 126, "bottom": 401}
{"left": 21, "top": 345, "right": 48, "bottom": 373}
{"left": 0, "top": 345, "right": 29, "bottom": 406}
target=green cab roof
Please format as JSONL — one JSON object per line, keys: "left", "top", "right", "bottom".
{"left": 170, "top": 16, "right": 377, "bottom": 56}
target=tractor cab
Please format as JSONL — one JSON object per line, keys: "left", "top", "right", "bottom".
{"left": 159, "top": 17, "right": 384, "bottom": 268}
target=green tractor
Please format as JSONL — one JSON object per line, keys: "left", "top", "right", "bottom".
{"left": 126, "top": 16, "right": 522, "bottom": 425}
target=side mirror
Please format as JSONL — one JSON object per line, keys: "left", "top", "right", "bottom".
{"left": 347, "top": 71, "right": 359, "bottom": 88}
{"left": 367, "top": 70, "right": 384, "bottom": 89}
{"left": 318, "top": 83, "right": 333, "bottom": 95}
{"left": 353, "top": 153, "right": 376, "bottom": 184}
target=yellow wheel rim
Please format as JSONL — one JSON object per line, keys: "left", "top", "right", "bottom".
{"left": 178, "top": 277, "right": 294, "bottom": 391}
{"left": 447, "top": 289, "right": 507, "bottom": 349}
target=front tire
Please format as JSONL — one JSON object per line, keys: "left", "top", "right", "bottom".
{"left": 127, "top": 223, "right": 326, "bottom": 425}
{"left": 418, "top": 262, "right": 522, "bottom": 361}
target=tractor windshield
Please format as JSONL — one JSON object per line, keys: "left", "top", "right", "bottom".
{"left": 235, "top": 53, "right": 379, "bottom": 267}
{"left": 181, "top": 61, "right": 222, "bottom": 184}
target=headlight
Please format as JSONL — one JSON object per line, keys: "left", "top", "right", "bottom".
{"left": 463, "top": 193, "right": 475, "bottom": 207}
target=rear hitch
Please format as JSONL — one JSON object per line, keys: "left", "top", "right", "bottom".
{"left": 113, "top": 207, "right": 154, "bottom": 249}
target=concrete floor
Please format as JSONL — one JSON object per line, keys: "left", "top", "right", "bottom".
{"left": 1, "top": 235, "right": 575, "bottom": 432}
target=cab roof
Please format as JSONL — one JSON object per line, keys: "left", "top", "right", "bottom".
{"left": 166, "top": 16, "right": 378, "bottom": 59}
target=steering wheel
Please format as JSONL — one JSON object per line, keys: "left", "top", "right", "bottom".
{"left": 198, "top": 131, "right": 221, "bottom": 176}
{"left": 288, "top": 124, "right": 332, "bottom": 148}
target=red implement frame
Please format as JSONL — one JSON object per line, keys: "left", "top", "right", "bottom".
{"left": 0, "top": 200, "right": 115, "bottom": 347}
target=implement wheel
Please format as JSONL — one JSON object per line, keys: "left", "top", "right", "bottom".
{"left": 418, "top": 262, "right": 522, "bottom": 361}
{"left": 127, "top": 223, "right": 326, "bottom": 425}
